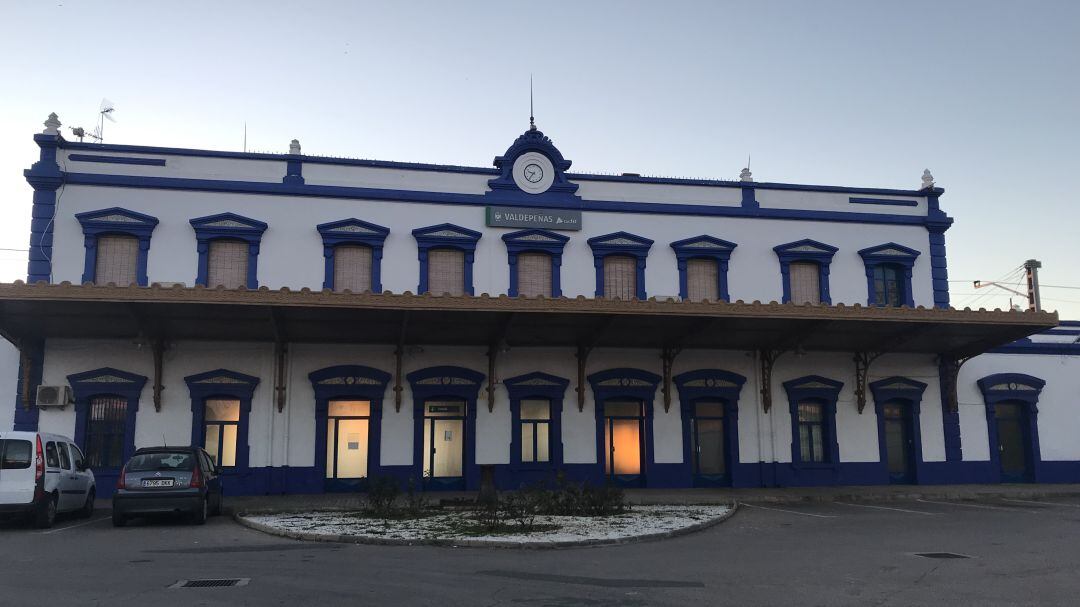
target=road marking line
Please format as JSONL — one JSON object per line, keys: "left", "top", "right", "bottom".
{"left": 40, "top": 515, "right": 110, "bottom": 534}
{"left": 740, "top": 502, "right": 837, "bottom": 518}
{"left": 1002, "top": 498, "right": 1080, "bottom": 508}
{"left": 916, "top": 499, "right": 1032, "bottom": 513}
{"left": 834, "top": 502, "right": 938, "bottom": 516}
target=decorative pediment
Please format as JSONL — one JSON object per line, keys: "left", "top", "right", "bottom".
{"left": 774, "top": 239, "right": 839, "bottom": 260}
{"left": 988, "top": 382, "right": 1037, "bottom": 392}
{"left": 194, "top": 376, "right": 246, "bottom": 384}
{"left": 189, "top": 212, "right": 268, "bottom": 237}
{"left": 316, "top": 219, "right": 390, "bottom": 249}
{"left": 876, "top": 381, "right": 920, "bottom": 390}
{"left": 597, "top": 378, "right": 652, "bottom": 387}
{"left": 671, "top": 235, "right": 737, "bottom": 252}
{"left": 76, "top": 208, "right": 159, "bottom": 240}
{"left": 516, "top": 378, "right": 560, "bottom": 386}
{"left": 412, "top": 223, "right": 482, "bottom": 243}
{"left": 416, "top": 376, "right": 477, "bottom": 386}
{"left": 976, "top": 373, "right": 1045, "bottom": 407}
{"left": 502, "top": 372, "right": 571, "bottom": 400}
{"left": 684, "top": 379, "right": 738, "bottom": 388}
{"left": 78, "top": 374, "right": 135, "bottom": 383}
{"left": 859, "top": 242, "right": 921, "bottom": 261}
{"left": 66, "top": 367, "right": 149, "bottom": 402}
{"left": 587, "top": 231, "right": 654, "bottom": 254}
{"left": 317, "top": 376, "right": 382, "bottom": 386}
{"left": 792, "top": 380, "right": 836, "bottom": 389}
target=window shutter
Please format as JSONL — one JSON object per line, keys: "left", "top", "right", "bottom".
{"left": 207, "top": 239, "right": 249, "bottom": 289}
{"left": 516, "top": 252, "right": 552, "bottom": 297}
{"left": 94, "top": 235, "right": 139, "bottom": 286}
{"left": 427, "top": 248, "right": 465, "bottom": 296}
{"left": 333, "top": 245, "right": 373, "bottom": 292}
{"left": 603, "top": 255, "right": 637, "bottom": 300}
{"left": 686, "top": 258, "right": 719, "bottom": 302}
{"left": 789, "top": 262, "right": 820, "bottom": 304}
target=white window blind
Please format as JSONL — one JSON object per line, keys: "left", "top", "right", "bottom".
{"left": 516, "top": 252, "right": 552, "bottom": 297}
{"left": 603, "top": 255, "right": 637, "bottom": 300}
{"left": 428, "top": 248, "right": 465, "bottom": 296}
{"left": 686, "top": 258, "right": 719, "bottom": 302}
{"left": 94, "top": 235, "right": 139, "bottom": 286}
{"left": 333, "top": 245, "right": 373, "bottom": 292}
{"left": 207, "top": 239, "right": 249, "bottom": 289}
{"left": 789, "top": 262, "right": 821, "bottom": 304}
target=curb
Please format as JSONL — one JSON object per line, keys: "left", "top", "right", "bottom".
{"left": 233, "top": 504, "right": 738, "bottom": 549}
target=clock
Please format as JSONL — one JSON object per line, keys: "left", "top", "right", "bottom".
{"left": 512, "top": 152, "right": 555, "bottom": 194}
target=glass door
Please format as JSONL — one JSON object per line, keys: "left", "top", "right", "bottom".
{"left": 603, "top": 400, "right": 644, "bottom": 487}
{"left": 882, "top": 401, "right": 914, "bottom": 484}
{"left": 325, "top": 400, "right": 371, "bottom": 491}
{"left": 423, "top": 401, "right": 466, "bottom": 489}
{"left": 691, "top": 401, "right": 727, "bottom": 486}
{"left": 995, "top": 403, "right": 1029, "bottom": 482}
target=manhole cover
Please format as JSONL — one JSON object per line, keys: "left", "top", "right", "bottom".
{"left": 170, "top": 578, "right": 250, "bottom": 589}
{"left": 913, "top": 552, "right": 970, "bottom": 559}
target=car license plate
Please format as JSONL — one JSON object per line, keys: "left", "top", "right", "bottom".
{"left": 142, "top": 478, "right": 175, "bottom": 488}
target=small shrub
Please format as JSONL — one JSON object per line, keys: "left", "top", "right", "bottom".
{"left": 364, "top": 476, "right": 400, "bottom": 519}
{"left": 501, "top": 486, "right": 542, "bottom": 530}
{"left": 475, "top": 491, "right": 501, "bottom": 531}
{"left": 404, "top": 476, "right": 431, "bottom": 517}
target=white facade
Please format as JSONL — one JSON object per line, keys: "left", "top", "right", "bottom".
{"left": 6, "top": 119, "right": 1077, "bottom": 494}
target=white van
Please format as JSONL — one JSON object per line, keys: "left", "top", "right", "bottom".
{"left": 0, "top": 432, "right": 96, "bottom": 528}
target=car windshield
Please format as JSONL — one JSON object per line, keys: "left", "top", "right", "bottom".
{"left": 126, "top": 452, "right": 195, "bottom": 472}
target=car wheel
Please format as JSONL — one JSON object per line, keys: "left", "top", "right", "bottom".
{"left": 79, "top": 489, "right": 96, "bottom": 519}
{"left": 111, "top": 510, "right": 127, "bottom": 527}
{"left": 34, "top": 494, "right": 57, "bottom": 529}
{"left": 191, "top": 497, "right": 208, "bottom": 525}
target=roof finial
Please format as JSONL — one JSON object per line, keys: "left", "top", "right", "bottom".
{"left": 529, "top": 74, "right": 536, "bottom": 131}
{"left": 921, "top": 168, "right": 935, "bottom": 189}
{"left": 739, "top": 154, "right": 753, "bottom": 182}
{"left": 43, "top": 112, "right": 61, "bottom": 136}
{"left": 289, "top": 139, "right": 301, "bottom": 155}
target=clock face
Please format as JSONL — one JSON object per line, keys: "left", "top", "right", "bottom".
{"left": 512, "top": 152, "right": 555, "bottom": 194}
{"left": 523, "top": 163, "right": 544, "bottom": 183}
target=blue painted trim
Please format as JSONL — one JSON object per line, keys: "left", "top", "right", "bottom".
{"left": 283, "top": 155, "right": 304, "bottom": 186}
{"left": 1058, "top": 320, "right": 1080, "bottom": 327}
{"left": 412, "top": 224, "right": 482, "bottom": 295}
{"left": 587, "top": 232, "right": 654, "bottom": 300}
{"left": 309, "top": 365, "right": 391, "bottom": 486}
{"left": 1044, "top": 329, "right": 1080, "bottom": 336}
{"left": 486, "top": 128, "right": 580, "bottom": 205}
{"left": 75, "top": 207, "right": 159, "bottom": 286}
{"left": 773, "top": 239, "right": 838, "bottom": 304}
{"left": 501, "top": 229, "right": 569, "bottom": 297}
{"left": 977, "top": 373, "right": 1045, "bottom": 483}
{"left": 12, "top": 341, "right": 44, "bottom": 431}
{"left": 869, "top": 377, "right": 928, "bottom": 484}
{"left": 858, "top": 242, "right": 920, "bottom": 308}
{"left": 588, "top": 368, "right": 662, "bottom": 487}
{"left": 56, "top": 139, "right": 942, "bottom": 197}
{"left": 184, "top": 369, "right": 259, "bottom": 475}
{"left": 927, "top": 196, "right": 952, "bottom": 309}
{"left": 937, "top": 359, "right": 964, "bottom": 462}
{"left": 24, "top": 134, "right": 64, "bottom": 284}
{"left": 503, "top": 372, "right": 570, "bottom": 480}
{"left": 989, "top": 340, "right": 1080, "bottom": 355}
{"left": 406, "top": 366, "right": 485, "bottom": 490}
{"left": 849, "top": 197, "right": 918, "bottom": 207}
{"left": 67, "top": 367, "right": 148, "bottom": 472}
{"left": 189, "top": 212, "right": 268, "bottom": 289}
{"left": 670, "top": 236, "right": 737, "bottom": 302}
{"left": 68, "top": 154, "right": 166, "bottom": 167}
{"left": 59, "top": 172, "right": 950, "bottom": 228}
{"left": 315, "top": 218, "right": 389, "bottom": 292}
{"left": 783, "top": 375, "right": 844, "bottom": 469}
{"left": 673, "top": 369, "right": 747, "bottom": 487}
{"left": 740, "top": 185, "right": 758, "bottom": 209}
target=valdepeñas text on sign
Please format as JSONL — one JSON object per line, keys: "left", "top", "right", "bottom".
{"left": 485, "top": 206, "right": 582, "bottom": 231}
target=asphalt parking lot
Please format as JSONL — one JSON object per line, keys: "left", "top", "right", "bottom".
{"left": 3, "top": 495, "right": 1080, "bottom": 606}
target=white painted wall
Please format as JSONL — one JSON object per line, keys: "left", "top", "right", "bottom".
{"left": 48, "top": 185, "right": 936, "bottom": 308}
{"left": 0, "top": 340, "right": 18, "bottom": 431}
{"left": 959, "top": 350, "right": 1080, "bottom": 462}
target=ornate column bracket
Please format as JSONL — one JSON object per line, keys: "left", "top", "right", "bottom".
{"left": 758, "top": 349, "right": 783, "bottom": 413}
{"left": 939, "top": 355, "right": 973, "bottom": 413}
{"left": 853, "top": 351, "right": 883, "bottom": 414}
{"left": 660, "top": 345, "right": 683, "bottom": 412}
{"left": 151, "top": 338, "right": 167, "bottom": 412}
{"left": 393, "top": 312, "right": 409, "bottom": 412}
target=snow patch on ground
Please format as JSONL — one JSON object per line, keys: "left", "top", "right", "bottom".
{"left": 245, "top": 505, "right": 731, "bottom": 545}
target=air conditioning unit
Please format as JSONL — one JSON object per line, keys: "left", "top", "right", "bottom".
{"left": 36, "top": 385, "right": 72, "bottom": 408}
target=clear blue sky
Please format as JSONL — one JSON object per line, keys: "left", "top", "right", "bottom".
{"left": 1, "top": 1, "right": 1077, "bottom": 317}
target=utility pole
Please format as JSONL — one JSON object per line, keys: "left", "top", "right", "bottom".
{"left": 1024, "top": 259, "right": 1042, "bottom": 312}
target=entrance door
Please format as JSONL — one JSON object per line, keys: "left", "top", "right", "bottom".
{"left": 325, "top": 400, "right": 371, "bottom": 490}
{"left": 423, "top": 401, "right": 466, "bottom": 489}
{"left": 882, "top": 401, "right": 915, "bottom": 484}
{"left": 995, "top": 403, "right": 1030, "bottom": 482}
{"left": 691, "top": 401, "right": 727, "bottom": 486}
{"left": 603, "top": 400, "right": 644, "bottom": 487}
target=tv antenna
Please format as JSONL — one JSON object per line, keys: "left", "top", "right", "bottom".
{"left": 529, "top": 75, "right": 536, "bottom": 131}
{"left": 96, "top": 98, "right": 117, "bottom": 142}
{"left": 68, "top": 126, "right": 102, "bottom": 143}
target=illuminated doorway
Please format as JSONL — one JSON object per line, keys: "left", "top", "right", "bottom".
{"left": 603, "top": 400, "right": 644, "bottom": 487}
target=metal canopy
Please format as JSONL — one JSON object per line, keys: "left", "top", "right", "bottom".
{"left": 0, "top": 282, "right": 1057, "bottom": 358}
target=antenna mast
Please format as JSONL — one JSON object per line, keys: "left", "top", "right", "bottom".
{"left": 529, "top": 75, "right": 535, "bottom": 131}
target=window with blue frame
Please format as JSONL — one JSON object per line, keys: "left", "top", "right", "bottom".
{"left": 796, "top": 401, "right": 826, "bottom": 463}
{"left": 858, "top": 243, "right": 920, "bottom": 308}
{"left": 413, "top": 224, "right": 482, "bottom": 296}
{"left": 783, "top": 375, "right": 843, "bottom": 467}
{"left": 203, "top": 398, "right": 240, "bottom": 467}
{"left": 502, "top": 229, "right": 569, "bottom": 298}
{"left": 773, "top": 240, "right": 838, "bottom": 305}
{"left": 670, "top": 236, "right": 737, "bottom": 302}
{"left": 190, "top": 213, "right": 268, "bottom": 290}
{"left": 519, "top": 399, "right": 551, "bottom": 463}
{"left": 317, "top": 219, "right": 389, "bottom": 293}
{"left": 75, "top": 207, "right": 159, "bottom": 287}
{"left": 587, "top": 232, "right": 653, "bottom": 301}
